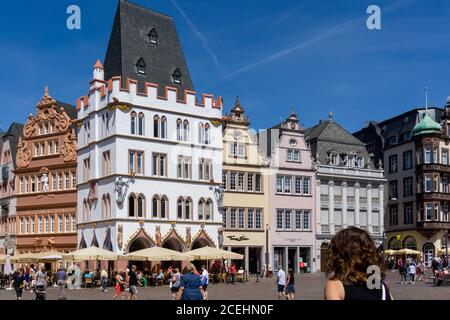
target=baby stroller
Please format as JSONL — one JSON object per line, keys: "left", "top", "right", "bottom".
{"left": 34, "top": 285, "right": 46, "bottom": 300}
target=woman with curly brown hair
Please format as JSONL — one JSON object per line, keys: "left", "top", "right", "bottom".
{"left": 324, "top": 227, "right": 393, "bottom": 300}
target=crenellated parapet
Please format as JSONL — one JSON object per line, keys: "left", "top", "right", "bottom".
{"left": 77, "top": 76, "right": 223, "bottom": 117}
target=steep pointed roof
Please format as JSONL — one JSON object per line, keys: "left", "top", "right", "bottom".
{"left": 2, "top": 122, "right": 24, "bottom": 167}
{"left": 104, "top": 0, "right": 194, "bottom": 98}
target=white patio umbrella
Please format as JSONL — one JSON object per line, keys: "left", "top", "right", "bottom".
{"left": 185, "top": 247, "right": 244, "bottom": 260}
{"left": 64, "top": 247, "right": 118, "bottom": 262}
{"left": 124, "top": 247, "right": 191, "bottom": 262}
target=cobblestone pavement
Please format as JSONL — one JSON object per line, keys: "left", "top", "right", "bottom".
{"left": 0, "top": 271, "right": 446, "bottom": 300}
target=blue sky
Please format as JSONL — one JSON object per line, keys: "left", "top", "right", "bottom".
{"left": 1, "top": 0, "right": 450, "bottom": 133}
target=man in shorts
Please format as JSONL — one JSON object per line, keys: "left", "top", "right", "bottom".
{"left": 127, "top": 265, "right": 139, "bottom": 300}
{"left": 277, "top": 267, "right": 286, "bottom": 299}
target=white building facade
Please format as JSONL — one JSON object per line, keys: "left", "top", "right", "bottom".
{"left": 76, "top": 64, "right": 224, "bottom": 261}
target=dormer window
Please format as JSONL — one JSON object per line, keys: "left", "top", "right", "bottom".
{"left": 136, "top": 58, "right": 146, "bottom": 75}
{"left": 172, "top": 68, "right": 182, "bottom": 84}
{"left": 331, "top": 153, "right": 339, "bottom": 165}
{"left": 148, "top": 28, "right": 158, "bottom": 45}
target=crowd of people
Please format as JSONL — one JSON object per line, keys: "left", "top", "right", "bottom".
{"left": 386, "top": 255, "right": 450, "bottom": 286}
{"left": 0, "top": 260, "right": 245, "bottom": 300}
{"left": 112, "top": 263, "right": 213, "bottom": 300}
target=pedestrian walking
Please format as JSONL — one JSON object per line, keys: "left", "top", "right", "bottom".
{"left": 56, "top": 267, "right": 68, "bottom": 300}
{"left": 200, "top": 266, "right": 209, "bottom": 300}
{"left": 177, "top": 264, "right": 204, "bottom": 301}
{"left": 100, "top": 269, "right": 109, "bottom": 292}
{"left": 229, "top": 263, "right": 237, "bottom": 285}
{"left": 170, "top": 268, "right": 181, "bottom": 300}
{"left": 127, "top": 265, "right": 139, "bottom": 300}
{"left": 324, "top": 227, "right": 393, "bottom": 300}
{"left": 285, "top": 269, "right": 295, "bottom": 300}
{"left": 276, "top": 267, "right": 286, "bottom": 299}
{"left": 12, "top": 269, "right": 26, "bottom": 300}
{"left": 113, "top": 270, "right": 126, "bottom": 300}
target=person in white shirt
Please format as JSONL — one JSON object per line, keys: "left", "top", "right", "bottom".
{"left": 277, "top": 268, "right": 286, "bottom": 299}
{"left": 201, "top": 266, "right": 209, "bottom": 300}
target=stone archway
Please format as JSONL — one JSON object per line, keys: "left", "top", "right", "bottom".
{"left": 191, "top": 238, "right": 214, "bottom": 250}
{"left": 190, "top": 228, "right": 216, "bottom": 250}
{"left": 124, "top": 228, "right": 155, "bottom": 254}
{"left": 162, "top": 237, "right": 186, "bottom": 253}
{"left": 129, "top": 237, "right": 154, "bottom": 253}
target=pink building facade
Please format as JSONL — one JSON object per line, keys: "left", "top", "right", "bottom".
{"left": 259, "top": 111, "right": 317, "bottom": 273}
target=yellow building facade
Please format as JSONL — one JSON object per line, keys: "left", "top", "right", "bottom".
{"left": 221, "top": 98, "right": 270, "bottom": 274}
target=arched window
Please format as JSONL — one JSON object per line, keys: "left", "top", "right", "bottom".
{"left": 128, "top": 194, "right": 136, "bottom": 217}
{"left": 160, "top": 196, "right": 167, "bottom": 219}
{"left": 137, "top": 194, "right": 145, "bottom": 218}
{"left": 153, "top": 115, "right": 160, "bottom": 138}
{"left": 176, "top": 119, "right": 182, "bottom": 141}
{"left": 136, "top": 58, "right": 146, "bottom": 75}
{"left": 198, "top": 123, "right": 204, "bottom": 144}
{"left": 403, "top": 236, "right": 417, "bottom": 250}
{"left": 198, "top": 199, "right": 205, "bottom": 220}
{"left": 161, "top": 117, "right": 167, "bottom": 139}
{"left": 152, "top": 196, "right": 159, "bottom": 219}
{"left": 148, "top": 28, "right": 158, "bottom": 44}
{"left": 205, "top": 199, "right": 212, "bottom": 220}
{"left": 204, "top": 123, "right": 211, "bottom": 145}
{"left": 185, "top": 198, "right": 192, "bottom": 220}
{"left": 177, "top": 198, "right": 184, "bottom": 219}
{"left": 172, "top": 68, "right": 182, "bottom": 84}
{"left": 183, "top": 120, "right": 189, "bottom": 142}
{"left": 388, "top": 237, "right": 401, "bottom": 250}
{"left": 130, "top": 112, "right": 137, "bottom": 135}
{"left": 138, "top": 113, "right": 144, "bottom": 136}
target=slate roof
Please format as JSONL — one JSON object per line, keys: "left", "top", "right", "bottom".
{"left": 2, "top": 122, "right": 24, "bottom": 167}
{"left": 104, "top": 0, "right": 194, "bottom": 99}
{"left": 305, "top": 120, "right": 375, "bottom": 168}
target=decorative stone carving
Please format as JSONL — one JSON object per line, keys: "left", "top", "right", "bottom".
{"left": 37, "top": 86, "right": 57, "bottom": 107}
{"left": 16, "top": 137, "right": 32, "bottom": 169}
{"left": 61, "top": 129, "right": 78, "bottom": 162}
{"left": 155, "top": 226, "right": 162, "bottom": 246}
{"left": 218, "top": 228, "right": 224, "bottom": 249}
{"left": 56, "top": 108, "right": 72, "bottom": 132}
{"left": 185, "top": 227, "right": 192, "bottom": 248}
{"left": 24, "top": 114, "right": 38, "bottom": 138}
{"left": 117, "top": 225, "right": 123, "bottom": 250}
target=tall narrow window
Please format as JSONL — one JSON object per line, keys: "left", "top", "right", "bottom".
{"left": 154, "top": 115, "right": 160, "bottom": 138}
{"left": 198, "top": 199, "right": 205, "bottom": 220}
{"left": 185, "top": 198, "right": 192, "bottom": 220}
{"left": 131, "top": 112, "right": 137, "bottom": 135}
{"left": 205, "top": 200, "right": 212, "bottom": 220}
{"left": 137, "top": 194, "right": 145, "bottom": 218}
{"left": 136, "top": 58, "right": 146, "bottom": 75}
{"left": 177, "top": 199, "right": 183, "bottom": 220}
{"left": 183, "top": 120, "right": 189, "bottom": 142}
{"left": 160, "top": 197, "right": 167, "bottom": 219}
{"left": 161, "top": 117, "right": 167, "bottom": 139}
{"left": 138, "top": 113, "right": 144, "bottom": 136}
{"left": 152, "top": 196, "right": 159, "bottom": 219}
{"left": 129, "top": 194, "right": 136, "bottom": 217}
{"left": 176, "top": 119, "right": 182, "bottom": 141}
{"left": 204, "top": 124, "right": 210, "bottom": 145}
